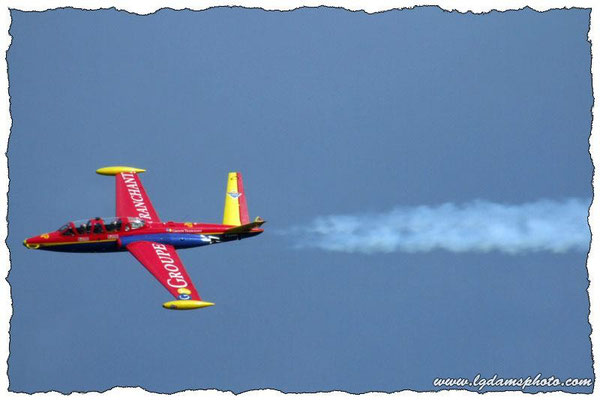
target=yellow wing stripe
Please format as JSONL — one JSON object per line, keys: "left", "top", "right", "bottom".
{"left": 37, "top": 239, "right": 118, "bottom": 247}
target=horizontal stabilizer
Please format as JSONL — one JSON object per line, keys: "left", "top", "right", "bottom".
{"left": 96, "top": 166, "right": 146, "bottom": 176}
{"left": 162, "top": 300, "right": 215, "bottom": 310}
{"left": 224, "top": 217, "right": 266, "bottom": 234}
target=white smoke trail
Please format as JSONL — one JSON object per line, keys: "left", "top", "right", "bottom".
{"left": 284, "top": 198, "right": 590, "bottom": 254}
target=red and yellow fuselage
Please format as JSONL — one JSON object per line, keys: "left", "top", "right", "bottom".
{"left": 23, "top": 218, "right": 264, "bottom": 253}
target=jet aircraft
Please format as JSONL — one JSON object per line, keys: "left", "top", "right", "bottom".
{"left": 23, "top": 166, "right": 265, "bottom": 310}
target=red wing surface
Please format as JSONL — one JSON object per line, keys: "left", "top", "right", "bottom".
{"left": 126, "top": 241, "right": 202, "bottom": 301}
{"left": 116, "top": 172, "right": 160, "bottom": 222}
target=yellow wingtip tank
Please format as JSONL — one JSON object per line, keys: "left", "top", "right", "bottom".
{"left": 96, "top": 166, "right": 146, "bottom": 176}
{"left": 162, "top": 300, "right": 215, "bottom": 310}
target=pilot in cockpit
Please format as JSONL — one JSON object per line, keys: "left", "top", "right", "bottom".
{"left": 76, "top": 222, "right": 87, "bottom": 234}
{"left": 105, "top": 218, "right": 122, "bottom": 232}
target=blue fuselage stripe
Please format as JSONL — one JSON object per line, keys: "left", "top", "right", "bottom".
{"left": 120, "top": 233, "right": 212, "bottom": 248}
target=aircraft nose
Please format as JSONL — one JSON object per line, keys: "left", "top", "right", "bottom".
{"left": 23, "top": 238, "right": 40, "bottom": 250}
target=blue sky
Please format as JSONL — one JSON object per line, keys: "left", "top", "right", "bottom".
{"left": 7, "top": 7, "right": 593, "bottom": 394}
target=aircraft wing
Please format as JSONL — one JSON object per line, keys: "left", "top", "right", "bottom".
{"left": 126, "top": 241, "right": 213, "bottom": 310}
{"left": 96, "top": 166, "right": 161, "bottom": 222}
{"left": 115, "top": 171, "right": 161, "bottom": 222}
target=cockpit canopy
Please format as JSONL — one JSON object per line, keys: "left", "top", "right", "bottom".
{"left": 58, "top": 217, "right": 146, "bottom": 236}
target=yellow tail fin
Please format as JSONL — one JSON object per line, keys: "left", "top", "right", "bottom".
{"left": 223, "top": 172, "right": 250, "bottom": 226}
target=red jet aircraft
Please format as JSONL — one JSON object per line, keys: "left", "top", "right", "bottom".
{"left": 23, "top": 166, "right": 265, "bottom": 310}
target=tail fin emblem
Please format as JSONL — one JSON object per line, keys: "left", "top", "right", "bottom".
{"left": 227, "top": 192, "right": 242, "bottom": 199}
